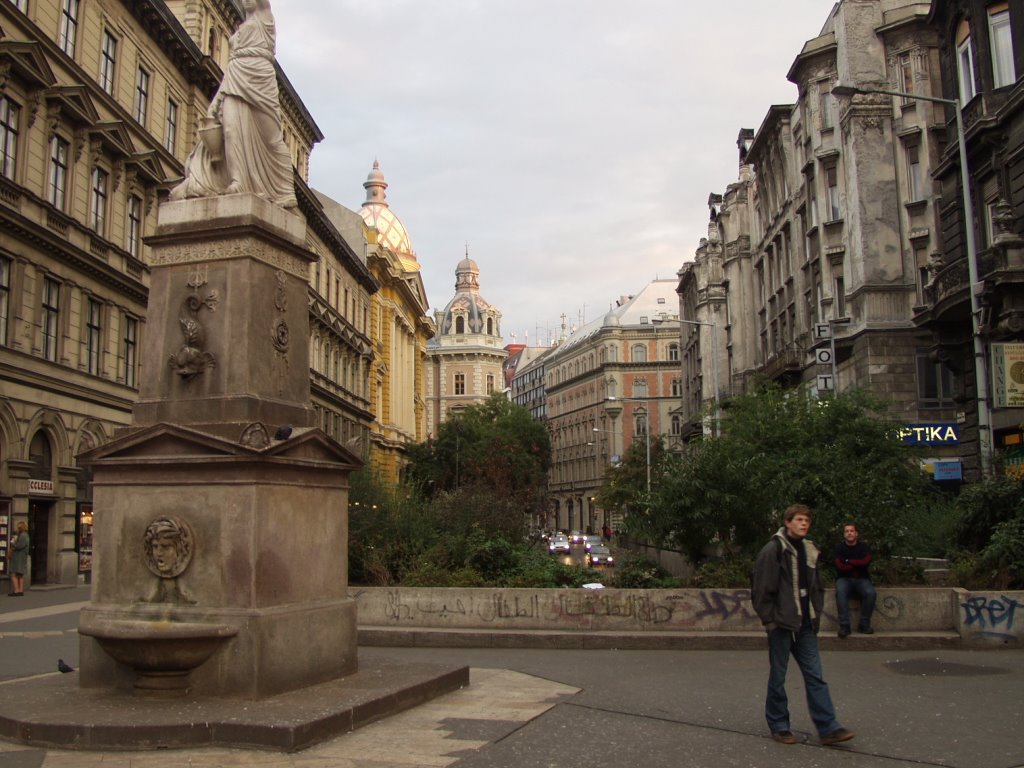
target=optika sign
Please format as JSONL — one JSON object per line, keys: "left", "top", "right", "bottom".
{"left": 900, "top": 424, "right": 960, "bottom": 445}
{"left": 27, "top": 479, "right": 54, "bottom": 494}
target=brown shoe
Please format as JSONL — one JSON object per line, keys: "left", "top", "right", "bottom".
{"left": 821, "top": 728, "right": 855, "bottom": 745}
{"left": 771, "top": 731, "right": 798, "bottom": 745}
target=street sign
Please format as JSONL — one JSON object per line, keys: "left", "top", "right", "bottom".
{"left": 814, "top": 323, "right": 831, "bottom": 340}
{"left": 815, "top": 348, "right": 833, "bottom": 365}
{"left": 817, "top": 374, "right": 834, "bottom": 391}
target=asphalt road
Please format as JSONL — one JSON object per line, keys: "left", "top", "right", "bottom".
{"left": 1, "top": 585, "right": 1022, "bottom": 768}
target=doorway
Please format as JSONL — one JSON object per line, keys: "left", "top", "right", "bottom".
{"left": 28, "top": 500, "right": 50, "bottom": 585}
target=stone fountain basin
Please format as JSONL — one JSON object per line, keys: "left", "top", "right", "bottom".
{"left": 78, "top": 618, "right": 238, "bottom": 674}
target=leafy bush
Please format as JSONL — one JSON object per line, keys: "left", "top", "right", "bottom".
{"left": 978, "top": 516, "right": 1024, "bottom": 588}
{"left": 687, "top": 557, "right": 755, "bottom": 589}
{"left": 870, "top": 557, "right": 927, "bottom": 586}
{"left": 610, "top": 552, "right": 680, "bottom": 588}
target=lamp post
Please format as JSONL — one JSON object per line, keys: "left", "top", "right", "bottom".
{"left": 678, "top": 318, "right": 720, "bottom": 437}
{"left": 605, "top": 397, "right": 651, "bottom": 494}
{"left": 831, "top": 82, "right": 993, "bottom": 477}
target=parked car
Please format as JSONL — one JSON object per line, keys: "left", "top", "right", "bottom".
{"left": 586, "top": 545, "right": 615, "bottom": 567}
{"left": 584, "top": 535, "right": 603, "bottom": 552}
{"left": 548, "top": 534, "right": 571, "bottom": 555}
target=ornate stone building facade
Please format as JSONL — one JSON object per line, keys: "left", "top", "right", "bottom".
{"left": 543, "top": 280, "right": 681, "bottom": 534}
{"left": 425, "top": 255, "right": 505, "bottom": 435}
{"left": 918, "top": 0, "right": 1024, "bottom": 477}
{"left": 0, "top": 0, "right": 377, "bottom": 585}
{"left": 677, "top": 0, "right": 987, "bottom": 478}
{"left": 357, "top": 162, "right": 434, "bottom": 483}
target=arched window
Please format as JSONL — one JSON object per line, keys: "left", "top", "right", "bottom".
{"left": 486, "top": 317, "right": 493, "bottom": 335}
{"left": 455, "top": 316, "right": 465, "bottom": 334}
{"left": 632, "top": 344, "right": 647, "bottom": 363}
{"left": 29, "top": 431, "right": 53, "bottom": 479}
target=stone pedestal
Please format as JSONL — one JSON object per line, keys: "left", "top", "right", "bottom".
{"left": 78, "top": 194, "right": 361, "bottom": 699}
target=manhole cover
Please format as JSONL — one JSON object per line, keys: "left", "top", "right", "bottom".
{"left": 885, "top": 657, "right": 1009, "bottom": 677}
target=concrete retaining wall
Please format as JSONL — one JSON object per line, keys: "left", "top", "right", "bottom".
{"left": 352, "top": 587, "right": 988, "bottom": 635}
{"left": 954, "top": 589, "right": 1024, "bottom": 648}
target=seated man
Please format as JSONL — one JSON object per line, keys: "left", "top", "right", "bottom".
{"left": 833, "top": 522, "right": 877, "bottom": 637}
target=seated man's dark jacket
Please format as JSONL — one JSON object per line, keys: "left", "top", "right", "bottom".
{"left": 833, "top": 540, "right": 872, "bottom": 580}
{"left": 752, "top": 529, "right": 824, "bottom": 633}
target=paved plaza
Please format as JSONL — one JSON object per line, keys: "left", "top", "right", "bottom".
{"left": 0, "top": 587, "right": 1021, "bottom": 768}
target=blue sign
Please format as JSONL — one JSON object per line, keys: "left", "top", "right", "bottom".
{"left": 900, "top": 424, "right": 960, "bottom": 445}
{"left": 933, "top": 461, "right": 963, "bottom": 481}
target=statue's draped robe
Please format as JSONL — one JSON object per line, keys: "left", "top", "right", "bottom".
{"left": 171, "top": 14, "right": 296, "bottom": 207}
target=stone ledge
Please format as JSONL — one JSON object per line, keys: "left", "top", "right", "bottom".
{"left": 357, "top": 626, "right": 962, "bottom": 652}
{"left": 0, "top": 659, "right": 468, "bottom": 752}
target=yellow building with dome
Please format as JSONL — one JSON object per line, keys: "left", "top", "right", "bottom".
{"left": 358, "top": 162, "right": 434, "bottom": 483}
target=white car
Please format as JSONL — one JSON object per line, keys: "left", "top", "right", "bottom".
{"left": 548, "top": 534, "right": 571, "bottom": 554}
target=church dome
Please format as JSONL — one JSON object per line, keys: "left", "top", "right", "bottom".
{"left": 437, "top": 252, "right": 500, "bottom": 338}
{"left": 358, "top": 160, "right": 419, "bottom": 271}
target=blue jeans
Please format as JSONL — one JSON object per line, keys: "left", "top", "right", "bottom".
{"left": 766, "top": 627, "right": 841, "bottom": 737}
{"left": 835, "top": 577, "right": 877, "bottom": 631}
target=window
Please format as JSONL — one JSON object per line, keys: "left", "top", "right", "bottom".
{"left": 671, "top": 378, "right": 682, "bottom": 397}
{"left": 59, "top": 0, "right": 79, "bottom": 57}
{"left": 668, "top": 343, "right": 679, "bottom": 361}
{"left": 454, "top": 372, "right": 465, "bottom": 395}
{"left": 897, "top": 51, "right": 914, "bottom": 97}
{"left": 956, "top": 21, "right": 977, "bottom": 103}
{"left": 48, "top": 136, "right": 69, "bottom": 210}
{"left": 487, "top": 317, "right": 494, "bottom": 335}
{"left": 807, "top": 174, "right": 818, "bottom": 228}
{"left": 165, "top": 100, "right": 178, "bottom": 154}
{"left": 127, "top": 194, "right": 142, "bottom": 256}
{"left": 9, "top": 0, "right": 27, "bottom": 12}
{"left": 819, "top": 85, "right": 834, "bottom": 130}
{"left": 90, "top": 167, "right": 109, "bottom": 233}
{"left": 486, "top": 374, "right": 495, "bottom": 394}
{"left": 632, "top": 344, "right": 647, "bottom": 363}
{"left": 134, "top": 67, "right": 150, "bottom": 125}
{"left": 835, "top": 276, "right": 846, "bottom": 318}
{"left": 917, "top": 352, "right": 957, "bottom": 408}
{"left": 906, "top": 144, "right": 924, "bottom": 202}
{"left": 0, "top": 96, "right": 19, "bottom": 181}
{"left": 123, "top": 315, "right": 137, "bottom": 386}
{"left": 86, "top": 298, "right": 102, "bottom": 375}
{"left": 42, "top": 277, "right": 60, "bottom": 361}
{"left": 990, "top": 7, "right": 1016, "bottom": 88}
{"left": 634, "top": 413, "right": 648, "bottom": 437}
{"left": 0, "top": 256, "right": 9, "bottom": 346}
{"left": 825, "top": 165, "right": 841, "bottom": 220}
{"left": 671, "top": 415, "right": 682, "bottom": 436}
{"left": 99, "top": 31, "right": 117, "bottom": 95}
{"left": 455, "top": 316, "right": 465, "bottom": 334}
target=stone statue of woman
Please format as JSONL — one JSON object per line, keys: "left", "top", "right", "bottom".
{"left": 170, "top": 0, "right": 297, "bottom": 208}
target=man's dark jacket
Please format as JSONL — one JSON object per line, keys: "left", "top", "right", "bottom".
{"left": 834, "top": 540, "right": 872, "bottom": 580}
{"left": 751, "top": 528, "right": 824, "bottom": 633}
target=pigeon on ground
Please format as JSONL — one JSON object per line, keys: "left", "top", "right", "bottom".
{"left": 57, "top": 659, "right": 74, "bottom": 673}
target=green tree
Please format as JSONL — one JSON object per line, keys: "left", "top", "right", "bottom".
{"left": 644, "top": 383, "right": 934, "bottom": 563}
{"left": 407, "top": 394, "right": 551, "bottom": 514}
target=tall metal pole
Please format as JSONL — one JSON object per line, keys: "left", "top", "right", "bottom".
{"left": 831, "top": 83, "right": 993, "bottom": 476}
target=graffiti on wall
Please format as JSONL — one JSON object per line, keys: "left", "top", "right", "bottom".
{"left": 960, "top": 594, "right": 1021, "bottom": 643}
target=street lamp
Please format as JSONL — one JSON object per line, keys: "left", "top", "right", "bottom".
{"left": 678, "top": 318, "right": 720, "bottom": 437}
{"left": 605, "top": 397, "right": 651, "bottom": 494}
{"left": 831, "top": 82, "right": 993, "bottom": 476}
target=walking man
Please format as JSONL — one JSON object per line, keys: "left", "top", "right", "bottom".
{"left": 834, "top": 522, "right": 876, "bottom": 637}
{"left": 752, "top": 504, "right": 855, "bottom": 746}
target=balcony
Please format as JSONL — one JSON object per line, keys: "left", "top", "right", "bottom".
{"left": 761, "top": 346, "right": 804, "bottom": 382}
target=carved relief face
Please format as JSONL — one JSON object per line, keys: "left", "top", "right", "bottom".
{"left": 143, "top": 516, "right": 194, "bottom": 579}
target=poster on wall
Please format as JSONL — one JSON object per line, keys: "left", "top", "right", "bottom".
{"left": 991, "top": 342, "right": 1024, "bottom": 408}
{"left": 0, "top": 500, "right": 10, "bottom": 577}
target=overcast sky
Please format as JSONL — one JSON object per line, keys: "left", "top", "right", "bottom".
{"left": 272, "top": 1, "right": 833, "bottom": 346}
